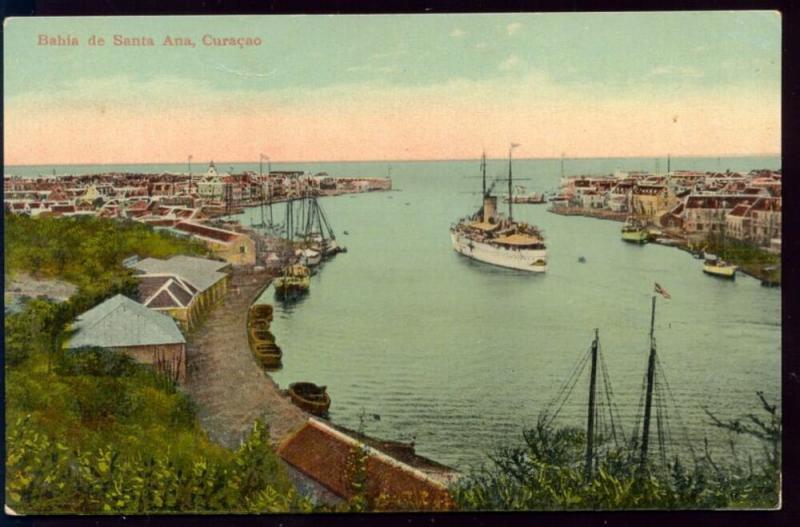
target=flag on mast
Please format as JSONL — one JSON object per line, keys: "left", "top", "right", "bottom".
{"left": 654, "top": 282, "right": 671, "bottom": 299}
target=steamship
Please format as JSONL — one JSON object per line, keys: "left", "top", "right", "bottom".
{"left": 450, "top": 147, "right": 547, "bottom": 273}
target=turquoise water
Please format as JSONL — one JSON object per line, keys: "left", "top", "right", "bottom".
{"left": 230, "top": 157, "right": 779, "bottom": 470}
{"left": 6, "top": 156, "right": 781, "bottom": 470}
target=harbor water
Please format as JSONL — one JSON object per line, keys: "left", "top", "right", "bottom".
{"left": 239, "top": 156, "right": 780, "bottom": 470}
{"left": 6, "top": 156, "right": 782, "bottom": 470}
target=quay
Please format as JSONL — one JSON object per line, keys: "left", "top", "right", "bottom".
{"left": 182, "top": 264, "right": 460, "bottom": 504}
{"left": 547, "top": 206, "right": 628, "bottom": 222}
{"left": 184, "top": 266, "right": 308, "bottom": 448}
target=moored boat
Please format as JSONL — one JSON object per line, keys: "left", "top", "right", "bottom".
{"left": 247, "top": 303, "right": 282, "bottom": 367}
{"left": 297, "top": 247, "right": 322, "bottom": 267}
{"left": 702, "top": 254, "right": 737, "bottom": 279}
{"left": 621, "top": 217, "right": 649, "bottom": 244}
{"left": 503, "top": 185, "right": 547, "bottom": 204}
{"left": 274, "top": 264, "right": 311, "bottom": 298}
{"left": 288, "top": 382, "right": 331, "bottom": 416}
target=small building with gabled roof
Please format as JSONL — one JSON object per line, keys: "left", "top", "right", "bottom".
{"left": 131, "top": 255, "right": 231, "bottom": 329}
{"left": 66, "top": 294, "right": 187, "bottom": 382}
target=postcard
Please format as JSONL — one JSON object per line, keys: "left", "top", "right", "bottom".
{"left": 3, "top": 12, "right": 781, "bottom": 514}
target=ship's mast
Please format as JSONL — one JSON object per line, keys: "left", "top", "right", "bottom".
{"left": 508, "top": 143, "right": 519, "bottom": 221}
{"left": 639, "top": 295, "right": 658, "bottom": 473}
{"left": 481, "top": 151, "right": 487, "bottom": 197}
{"left": 585, "top": 328, "right": 600, "bottom": 479}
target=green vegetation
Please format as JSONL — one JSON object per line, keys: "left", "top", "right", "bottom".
{"left": 6, "top": 344, "right": 309, "bottom": 513}
{"left": 5, "top": 216, "right": 310, "bottom": 513}
{"left": 453, "top": 397, "right": 780, "bottom": 510}
{"left": 705, "top": 234, "right": 780, "bottom": 283}
{"left": 4, "top": 213, "right": 208, "bottom": 293}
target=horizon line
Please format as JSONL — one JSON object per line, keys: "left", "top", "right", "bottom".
{"left": 3, "top": 152, "right": 783, "bottom": 168}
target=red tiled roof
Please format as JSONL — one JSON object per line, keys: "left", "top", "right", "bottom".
{"left": 174, "top": 221, "right": 240, "bottom": 243}
{"left": 728, "top": 203, "right": 751, "bottom": 218}
{"left": 750, "top": 197, "right": 781, "bottom": 213}
{"left": 277, "top": 419, "right": 454, "bottom": 510}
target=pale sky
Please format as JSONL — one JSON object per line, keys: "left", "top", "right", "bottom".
{"left": 3, "top": 12, "right": 781, "bottom": 164}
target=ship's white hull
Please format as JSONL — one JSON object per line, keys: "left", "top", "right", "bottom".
{"left": 451, "top": 231, "right": 547, "bottom": 273}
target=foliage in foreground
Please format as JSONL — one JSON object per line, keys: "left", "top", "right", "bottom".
{"left": 6, "top": 346, "right": 311, "bottom": 513}
{"left": 453, "top": 398, "right": 780, "bottom": 510}
{"left": 4, "top": 215, "right": 308, "bottom": 514}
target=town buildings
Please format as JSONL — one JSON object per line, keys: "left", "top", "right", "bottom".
{"left": 556, "top": 168, "right": 781, "bottom": 253}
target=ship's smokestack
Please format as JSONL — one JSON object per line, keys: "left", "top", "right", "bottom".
{"left": 483, "top": 196, "right": 497, "bottom": 223}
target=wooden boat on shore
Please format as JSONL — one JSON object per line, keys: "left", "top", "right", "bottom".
{"left": 252, "top": 340, "right": 283, "bottom": 368}
{"left": 249, "top": 304, "right": 273, "bottom": 325}
{"left": 288, "top": 382, "right": 331, "bottom": 416}
{"left": 247, "top": 303, "right": 281, "bottom": 367}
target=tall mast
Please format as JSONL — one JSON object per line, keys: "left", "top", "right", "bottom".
{"left": 481, "top": 151, "right": 487, "bottom": 197}
{"left": 639, "top": 295, "right": 658, "bottom": 473}
{"left": 585, "top": 328, "right": 600, "bottom": 479}
{"left": 508, "top": 143, "right": 519, "bottom": 221}
{"left": 667, "top": 154, "right": 671, "bottom": 174}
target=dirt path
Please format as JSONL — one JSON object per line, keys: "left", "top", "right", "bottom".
{"left": 184, "top": 268, "right": 309, "bottom": 449}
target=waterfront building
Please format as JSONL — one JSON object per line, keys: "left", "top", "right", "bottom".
{"left": 172, "top": 221, "right": 256, "bottom": 266}
{"left": 277, "top": 418, "right": 458, "bottom": 509}
{"left": 725, "top": 201, "right": 754, "bottom": 242}
{"left": 136, "top": 274, "right": 202, "bottom": 332}
{"left": 630, "top": 184, "right": 676, "bottom": 223}
{"left": 746, "top": 197, "right": 781, "bottom": 247}
{"left": 132, "top": 255, "right": 231, "bottom": 329}
{"left": 65, "top": 294, "right": 187, "bottom": 382}
{"left": 681, "top": 194, "right": 754, "bottom": 239}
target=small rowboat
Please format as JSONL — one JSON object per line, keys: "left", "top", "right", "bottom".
{"left": 248, "top": 303, "right": 281, "bottom": 367}
{"left": 288, "top": 382, "right": 331, "bottom": 416}
{"left": 252, "top": 341, "right": 282, "bottom": 368}
{"left": 249, "top": 304, "right": 273, "bottom": 326}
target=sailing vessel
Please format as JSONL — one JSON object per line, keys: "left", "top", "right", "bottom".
{"left": 702, "top": 254, "right": 737, "bottom": 279}
{"left": 621, "top": 216, "right": 649, "bottom": 244}
{"left": 450, "top": 146, "right": 548, "bottom": 272}
{"left": 300, "top": 194, "right": 346, "bottom": 258}
{"left": 702, "top": 221, "right": 737, "bottom": 279}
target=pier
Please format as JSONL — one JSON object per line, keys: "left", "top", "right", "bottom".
{"left": 548, "top": 206, "right": 628, "bottom": 222}
{"left": 184, "top": 266, "right": 308, "bottom": 449}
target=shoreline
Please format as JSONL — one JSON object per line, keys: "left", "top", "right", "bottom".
{"left": 546, "top": 206, "right": 781, "bottom": 286}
